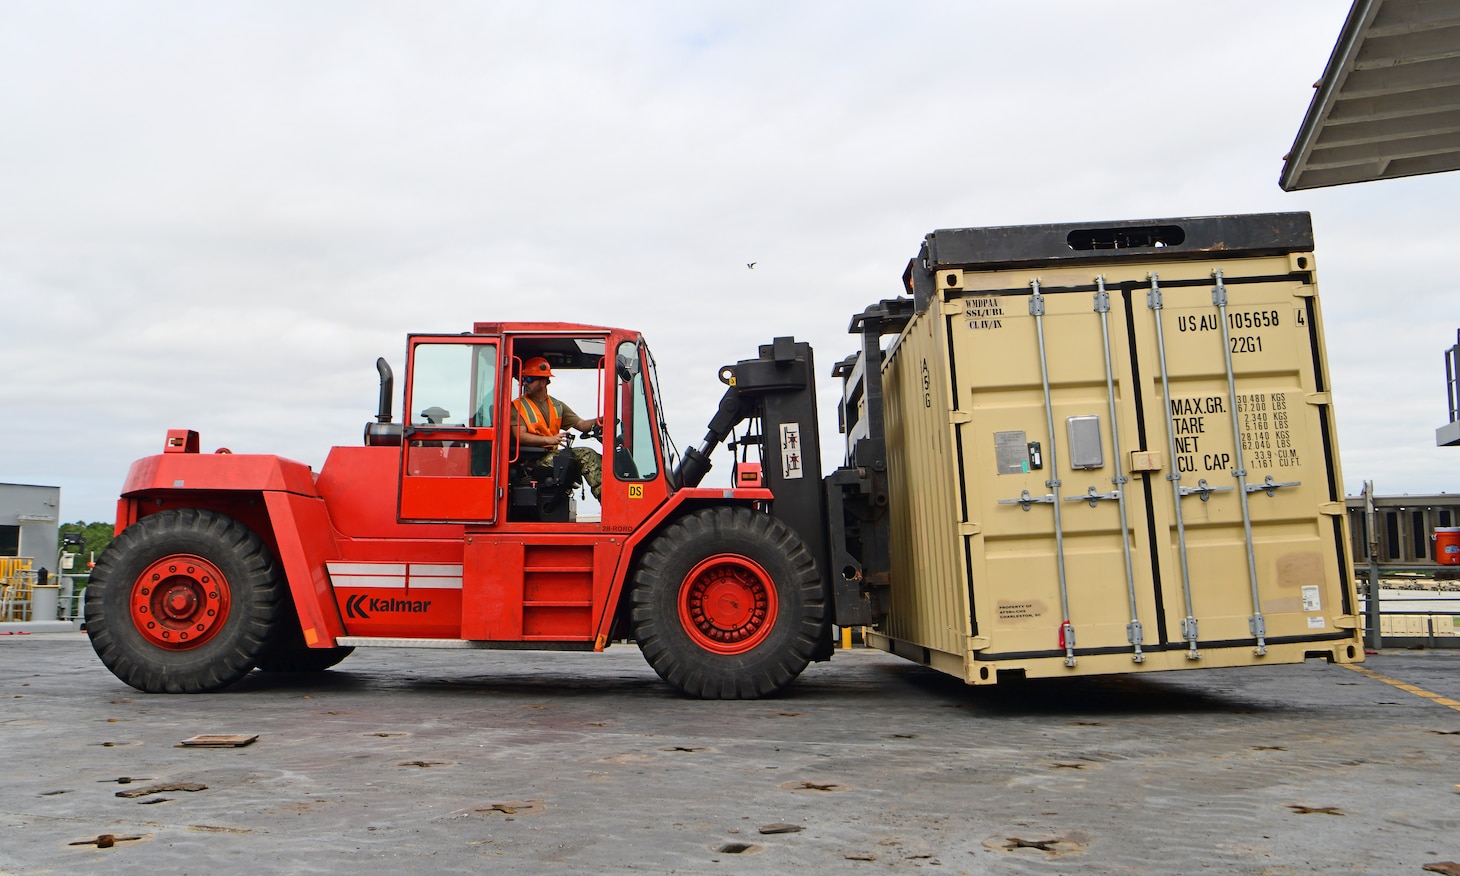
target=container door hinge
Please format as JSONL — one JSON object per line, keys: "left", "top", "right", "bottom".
{"left": 959, "top": 522, "right": 981, "bottom": 536}
{"left": 1306, "top": 392, "right": 1332, "bottom": 406}
{"left": 1319, "top": 502, "right": 1345, "bottom": 516}
{"left": 1333, "top": 615, "right": 1358, "bottom": 630}
{"left": 1181, "top": 616, "right": 1201, "bottom": 660}
{"left": 949, "top": 410, "right": 972, "bottom": 425}
{"left": 967, "top": 636, "right": 991, "bottom": 651}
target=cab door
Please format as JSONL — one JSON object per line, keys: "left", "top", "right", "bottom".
{"left": 398, "top": 336, "right": 501, "bottom": 523}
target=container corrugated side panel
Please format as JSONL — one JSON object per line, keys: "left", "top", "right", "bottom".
{"left": 879, "top": 307, "right": 969, "bottom": 665}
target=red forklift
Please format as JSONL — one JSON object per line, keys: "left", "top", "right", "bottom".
{"left": 87, "top": 317, "right": 899, "bottom": 698}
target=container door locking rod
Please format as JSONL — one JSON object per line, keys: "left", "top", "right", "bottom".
{"left": 1212, "top": 270, "right": 1282, "bottom": 657}
{"left": 1094, "top": 277, "right": 1143, "bottom": 663}
{"left": 1029, "top": 281, "right": 1076, "bottom": 667}
{"left": 1148, "top": 273, "right": 1201, "bottom": 660}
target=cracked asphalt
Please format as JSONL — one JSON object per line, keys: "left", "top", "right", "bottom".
{"left": 3, "top": 633, "right": 1459, "bottom": 874}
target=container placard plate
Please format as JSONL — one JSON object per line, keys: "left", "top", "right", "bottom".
{"left": 995, "top": 430, "right": 1029, "bottom": 475}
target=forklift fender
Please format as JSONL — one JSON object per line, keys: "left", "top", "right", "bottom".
{"left": 121, "top": 452, "right": 319, "bottom": 496}
{"left": 597, "top": 487, "right": 774, "bottom": 641}
{"left": 261, "top": 492, "right": 347, "bottom": 648}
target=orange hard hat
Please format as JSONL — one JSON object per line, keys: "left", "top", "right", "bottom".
{"left": 521, "top": 357, "right": 554, "bottom": 380}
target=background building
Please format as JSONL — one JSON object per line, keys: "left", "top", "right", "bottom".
{"left": 0, "top": 483, "right": 60, "bottom": 568}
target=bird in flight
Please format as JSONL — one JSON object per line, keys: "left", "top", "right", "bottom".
{"left": 746, "top": 262, "right": 756, "bottom": 269}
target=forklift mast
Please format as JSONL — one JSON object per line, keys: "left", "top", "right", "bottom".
{"left": 673, "top": 300, "right": 915, "bottom": 628}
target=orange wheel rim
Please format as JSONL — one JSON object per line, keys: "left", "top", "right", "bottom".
{"left": 678, "top": 554, "right": 778, "bottom": 655}
{"left": 129, "top": 554, "right": 231, "bottom": 650}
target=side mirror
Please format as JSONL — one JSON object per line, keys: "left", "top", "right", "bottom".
{"left": 616, "top": 354, "right": 640, "bottom": 382}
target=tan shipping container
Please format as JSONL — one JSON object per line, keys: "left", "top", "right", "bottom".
{"left": 867, "top": 213, "right": 1362, "bottom": 683}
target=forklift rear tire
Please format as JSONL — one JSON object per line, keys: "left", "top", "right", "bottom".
{"left": 86, "top": 508, "right": 283, "bottom": 693}
{"left": 255, "top": 603, "right": 354, "bottom": 673}
{"left": 255, "top": 645, "right": 354, "bottom": 673}
{"left": 631, "top": 506, "right": 823, "bottom": 699}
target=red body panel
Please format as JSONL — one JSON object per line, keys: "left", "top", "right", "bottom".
{"left": 111, "top": 324, "right": 776, "bottom": 653}
{"left": 315, "top": 447, "right": 464, "bottom": 542}
{"left": 122, "top": 453, "right": 318, "bottom": 497}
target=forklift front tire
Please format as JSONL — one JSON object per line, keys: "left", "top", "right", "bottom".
{"left": 630, "top": 506, "right": 823, "bottom": 699}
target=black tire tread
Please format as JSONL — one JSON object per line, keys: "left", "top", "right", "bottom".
{"left": 254, "top": 598, "right": 353, "bottom": 673}
{"left": 86, "top": 508, "right": 283, "bottom": 693}
{"left": 254, "top": 646, "right": 354, "bottom": 673}
{"left": 630, "top": 506, "right": 823, "bottom": 699}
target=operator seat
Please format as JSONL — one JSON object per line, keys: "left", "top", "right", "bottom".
{"left": 507, "top": 444, "right": 583, "bottom": 523}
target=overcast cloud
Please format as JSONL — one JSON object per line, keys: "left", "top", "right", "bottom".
{"left": 2, "top": 1, "right": 1455, "bottom": 522}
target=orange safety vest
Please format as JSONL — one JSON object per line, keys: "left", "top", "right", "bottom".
{"left": 513, "top": 397, "right": 562, "bottom": 438}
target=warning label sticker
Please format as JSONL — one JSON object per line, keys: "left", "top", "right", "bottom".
{"left": 779, "top": 422, "right": 804, "bottom": 480}
{"left": 1301, "top": 585, "right": 1321, "bottom": 612}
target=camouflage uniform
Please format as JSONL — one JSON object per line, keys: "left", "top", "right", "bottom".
{"left": 543, "top": 446, "right": 602, "bottom": 501}
{"left": 514, "top": 396, "right": 603, "bottom": 501}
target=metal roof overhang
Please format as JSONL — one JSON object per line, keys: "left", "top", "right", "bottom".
{"left": 1280, "top": 0, "right": 1460, "bottom": 191}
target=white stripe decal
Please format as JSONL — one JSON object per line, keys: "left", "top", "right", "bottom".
{"left": 331, "top": 575, "right": 407, "bottom": 589}
{"left": 328, "top": 563, "right": 406, "bottom": 576}
{"left": 409, "top": 564, "right": 463, "bottom": 577}
{"left": 407, "top": 578, "right": 463, "bottom": 590}
{"left": 327, "top": 562, "right": 464, "bottom": 591}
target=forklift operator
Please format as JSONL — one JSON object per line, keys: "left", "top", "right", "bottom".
{"left": 512, "top": 356, "right": 603, "bottom": 501}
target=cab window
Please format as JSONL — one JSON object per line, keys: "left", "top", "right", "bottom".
{"left": 614, "top": 341, "right": 658, "bottom": 481}
{"left": 406, "top": 342, "right": 497, "bottom": 478}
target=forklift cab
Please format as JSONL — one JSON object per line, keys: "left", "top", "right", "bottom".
{"left": 393, "top": 325, "right": 674, "bottom": 529}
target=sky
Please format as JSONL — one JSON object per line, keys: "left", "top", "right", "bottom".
{"left": 2, "top": 1, "right": 1457, "bottom": 523}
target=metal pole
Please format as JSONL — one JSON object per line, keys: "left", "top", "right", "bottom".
{"left": 1149, "top": 273, "right": 1200, "bottom": 659}
{"left": 1212, "top": 270, "right": 1267, "bottom": 656}
{"left": 1095, "top": 277, "right": 1143, "bottom": 663}
{"left": 1030, "top": 280, "right": 1075, "bottom": 667}
{"left": 1364, "top": 480, "right": 1382, "bottom": 651}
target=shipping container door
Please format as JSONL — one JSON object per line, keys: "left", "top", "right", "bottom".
{"left": 954, "top": 278, "right": 1159, "bottom": 662}
{"left": 1130, "top": 268, "right": 1349, "bottom": 656}
{"left": 952, "top": 264, "right": 1347, "bottom": 662}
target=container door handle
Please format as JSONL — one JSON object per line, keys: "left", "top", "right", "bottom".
{"left": 1245, "top": 475, "right": 1302, "bottom": 497}
{"left": 998, "top": 489, "right": 1055, "bottom": 511}
{"left": 1065, "top": 485, "right": 1120, "bottom": 507}
{"left": 1178, "top": 479, "right": 1235, "bottom": 502}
